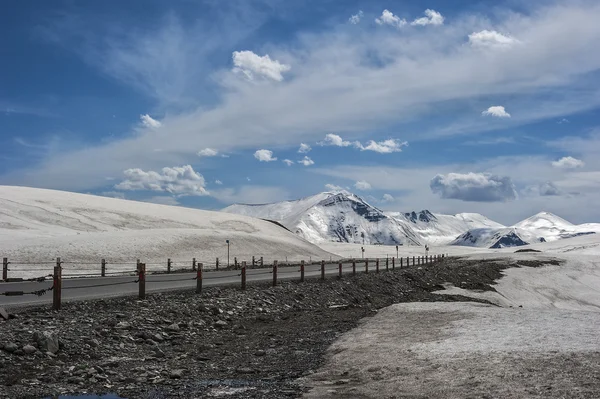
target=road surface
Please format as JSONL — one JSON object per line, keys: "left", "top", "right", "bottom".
{"left": 0, "top": 260, "right": 409, "bottom": 308}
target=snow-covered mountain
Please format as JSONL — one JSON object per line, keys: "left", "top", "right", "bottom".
{"left": 452, "top": 212, "right": 600, "bottom": 249}
{"left": 387, "top": 210, "right": 505, "bottom": 244}
{"left": 223, "top": 192, "right": 422, "bottom": 246}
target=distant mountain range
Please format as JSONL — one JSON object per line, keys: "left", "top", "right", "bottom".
{"left": 223, "top": 191, "right": 600, "bottom": 248}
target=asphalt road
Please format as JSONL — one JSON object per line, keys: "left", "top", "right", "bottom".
{"left": 0, "top": 260, "right": 407, "bottom": 308}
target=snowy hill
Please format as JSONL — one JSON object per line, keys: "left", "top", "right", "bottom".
{"left": 0, "top": 186, "right": 335, "bottom": 270}
{"left": 451, "top": 211, "right": 600, "bottom": 249}
{"left": 223, "top": 192, "right": 422, "bottom": 246}
{"left": 387, "top": 210, "right": 505, "bottom": 244}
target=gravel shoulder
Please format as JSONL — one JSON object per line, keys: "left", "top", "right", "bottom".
{"left": 0, "top": 257, "right": 558, "bottom": 398}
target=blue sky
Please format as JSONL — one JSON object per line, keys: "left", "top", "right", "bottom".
{"left": 2, "top": 0, "right": 600, "bottom": 224}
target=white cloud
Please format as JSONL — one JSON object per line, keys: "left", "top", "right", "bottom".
{"left": 430, "top": 172, "right": 517, "bottom": 202}
{"left": 354, "top": 180, "right": 372, "bottom": 191}
{"left": 282, "top": 159, "right": 294, "bottom": 166}
{"left": 375, "top": 10, "right": 407, "bottom": 28}
{"left": 411, "top": 9, "right": 444, "bottom": 26}
{"left": 140, "top": 114, "right": 161, "bottom": 128}
{"left": 382, "top": 193, "right": 395, "bottom": 202}
{"left": 298, "top": 143, "right": 312, "bottom": 153}
{"left": 298, "top": 156, "right": 315, "bottom": 166}
{"left": 115, "top": 165, "right": 208, "bottom": 196}
{"left": 349, "top": 10, "right": 364, "bottom": 25}
{"left": 325, "top": 183, "right": 344, "bottom": 191}
{"left": 558, "top": 118, "right": 570, "bottom": 124}
{"left": 142, "top": 196, "right": 180, "bottom": 206}
{"left": 468, "top": 30, "right": 518, "bottom": 49}
{"left": 232, "top": 50, "right": 291, "bottom": 82}
{"left": 215, "top": 179, "right": 223, "bottom": 185}
{"left": 552, "top": 156, "right": 585, "bottom": 169}
{"left": 197, "top": 148, "right": 219, "bottom": 157}
{"left": 482, "top": 106, "right": 511, "bottom": 118}
{"left": 538, "top": 181, "right": 561, "bottom": 196}
{"left": 318, "top": 133, "right": 355, "bottom": 147}
{"left": 212, "top": 185, "right": 289, "bottom": 204}
{"left": 358, "top": 139, "right": 408, "bottom": 153}
{"left": 254, "top": 149, "right": 277, "bottom": 162}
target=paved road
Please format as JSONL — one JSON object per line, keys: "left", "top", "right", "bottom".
{"left": 0, "top": 260, "right": 412, "bottom": 308}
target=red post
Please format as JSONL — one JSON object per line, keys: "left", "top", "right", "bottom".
{"left": 321, "top": 260, "right": 325, "bottom": 280}
{"left": 167, "top": 258, "right": 171, "bottom": 274}
{"left": 3, "top": 257, "right": 8, "bottom": 281}
{"left": 273, "top": 260, "right": 278, "bottom": 287}
{"left": 365, "top": 259, "right": 369, "bottom": 274}
{"left": 138, "top": 262, "right": 146, "bottom": 300}
{"left": 196, "top": 263, "right": 203, "bottom": 294}
{"left": 192, "top": 258, "right": 196, "bottom": 271}
{"left": 53, "top": 258, "right": 62, "bottom": 311}
{"left": 338, "top": 262, "right": 342, "bottom": 279}
{"left": 300, "top": 260, "right": 305, "bottom": 282}
{"left": 376, "top": 258, "right": 380, "bottom": 273}
{"left": 241, "top": 264, "right": 246, "bottom": 290}
{"left": 101, "top": 258, "right": 106, "bottom": 277}
{"left": 352, "top": 259, "right": 356, "bottom": 276}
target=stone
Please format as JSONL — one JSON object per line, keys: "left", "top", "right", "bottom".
{"left": 33, "top": 331, "right": 60, "bottom": 354}
{"left": 167, "top": 323, "right": 180, "bottom": 332}
{"left": 153, "top": 333, "right": 164, "bottom": 342}
{"left": 22, "top": 345, "right": 37, "bottom": 354}
{"left": 0, "top": 307, "right": 9, "bottom": 320}
{"left": 169, "top": 369, "right": 185, "bottom": 379}
{"left": 214, "top": 320, "right": 227, "bottom": 329}
{"left": 3, "top": 342, "right": 18, "bottom": 353}
{"left": 254, "top": 350, "right": 266, "bottom": 357}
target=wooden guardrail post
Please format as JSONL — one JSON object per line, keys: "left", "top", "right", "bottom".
{"left": 365, "top": 258, "right": 369, "bottom": 274}
{"left": 241, "top": 264, "right": 246, "bottom": 290}
{"left": 260, "top": 256, "right": 264, "bottom": 267}
{"left": 137, "top": 261, "right": 146, "bottom": 300}
{"left": 300, "top": 260, "right": 305, "bottom": 282}
{"left": 3, "top": 257, "right": 8, "bottom": 281}
{"left": 192, "top": 258, "right": 196, "bottom": 271}
{"left": 101, "top": 258, "right": 106, "bottom": 277}
{"left": 234, "top": 257, "right": 238, "bottom": 269}
{"left": 53, "top": 258, "right": 62, "bottom": 311}
{"left": 412, "top": 256, "right": 415, "bottom": 266}
{"left": 167, "top": 258, "right": 172, "bottom": 274}
{"left": 216, "top": 258, "right": 219, "bottom": 270}
{"left": 321, "top": 260, "right": 325, "bottom": 280}
{"left": 352, "top": 259, "right": 356, "bottom": 276}
{"left": 386, "top": 257, "right": 389, "bottom": 271}
{"left": 338, "top": 261, "right": 342, "bottom": 279}
{"left": 376, "top": 258, "right": 380, "bottom": 274}
{"left": 400, "top": 257, "right": 403, "bottom": 269}
{"left": 196, "top": 263, "right": 203, "bottom": 294}
{"left": 273, "top": 260, "right": 278, "bottom": 287}
{"left": 252, "top": 256, "right": 255, "bottom": 267}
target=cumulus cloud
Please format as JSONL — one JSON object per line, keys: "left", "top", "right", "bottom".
{"left": 232, "top": 50, "right": 291, "bottom": 82}
{"left": 358, "top": 139, "right": 408, "bottom": 153}
{"left": 382, "top": 193, "right": 395, "bottom": 202}
{"left": 539, "top": 181, "right": 561, "bottom": 196}
{"left": 325, "top": 183, "right": 344, "bottom": 191}
{"left": 430, "top": 172, "right": 517, "bottom": 202}
{"left": 298, "top": 143, "right": 312, "bottom": 153}
{"left": 115, "top": 165, "right": 208, "bottom": 196}
{"left": 354, "top": 180, "right": 372, "bottom": 191}
{"left": 254, "top": 149, "right": 277, "bottom": 162}
{"left": 318, "top": 133, "right": 354, "bottom": 147}
{"left": 282, "top": 159, "right": 294, "bottom": 166}
{"left": 197, "top": 148, "right": 219, "bottom": 157}
{"left": 468, "top": 30, "right": 518, "bottom": 48}
{"left": 140, "top": 114, "right": 161, "bottom": 128}
{"left": 482, "top": 106, "right": 511, "bottom": 118}
{"left": 552, "top": 156, "right": 584, "bottom": 169}
{"left": 375, "top": 10, "right": 406, "bottom": 28}
{"left": 215, "top": 179, "right": 223, "bottom": 185}
{"left": 411, "top": 9, "right": 444, "bottom": 26}
{"left": 349, "top": 10, "right": 363, "bottom": 25}
{"left": 298, "top": 156, "right": 315, "bottom": 166}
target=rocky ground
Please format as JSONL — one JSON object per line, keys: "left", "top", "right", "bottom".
{"left": 0, "top": 256, "right": 559, "bottom": 399}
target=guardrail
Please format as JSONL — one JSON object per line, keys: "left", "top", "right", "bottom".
{"left": 1, "top": 254, "right": 448, "bottom": 311}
